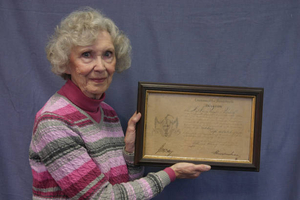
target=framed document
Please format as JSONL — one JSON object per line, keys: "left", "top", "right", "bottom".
{"left": 134, "top": 82, "right": 263, "bottom": 171}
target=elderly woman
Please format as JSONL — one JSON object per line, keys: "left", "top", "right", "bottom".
{"left": 29, "top": 7, "right": 210, "bottom": 200}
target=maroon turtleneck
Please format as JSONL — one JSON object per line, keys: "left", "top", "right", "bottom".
{"left": 57, "top": 80, "right": 105, "bottom": 123}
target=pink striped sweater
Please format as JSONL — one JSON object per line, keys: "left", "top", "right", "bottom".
{"left": 29, "top": 80, "right": 173, "bottom": 199}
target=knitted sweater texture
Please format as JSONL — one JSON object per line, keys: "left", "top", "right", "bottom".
{"left": 29, "top": 81, "right": 171, "bottom": 199}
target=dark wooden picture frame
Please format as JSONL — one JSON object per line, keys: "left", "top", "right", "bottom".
{"left": 134, "top": 82, "right": 263, "bottom": 171}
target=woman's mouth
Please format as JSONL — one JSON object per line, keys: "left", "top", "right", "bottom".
{"left": 90, "top": 77, "right": 106, "bottom": 83}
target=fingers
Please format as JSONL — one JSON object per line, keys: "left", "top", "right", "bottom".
{"left": 170, "top": 163, "right": 211, "bottom": 179}
{"left": 125, "top": 112, "right": 141, "bottom": 137}
{"left": 133, "top": 112, "right": 142, "bottom": 123}
{"left": 128, "top": 112, "right": 141, "bottom": 127}
{"left": 194, "top": 164, "right": 211, "bottom": 172}
{"left": 124, "top": 112, "right": 142, "bottom": 154}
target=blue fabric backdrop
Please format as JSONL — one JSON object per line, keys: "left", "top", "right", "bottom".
{"left": 0, "top": 0, "right": 299, "bottom": 199}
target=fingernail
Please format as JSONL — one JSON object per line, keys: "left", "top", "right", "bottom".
{"left": 205, "top": 165, "right": 211, "bottom": 170}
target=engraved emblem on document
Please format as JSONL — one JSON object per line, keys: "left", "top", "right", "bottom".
{"left": 153, "top": 114, "right": 181, "bottom": 137}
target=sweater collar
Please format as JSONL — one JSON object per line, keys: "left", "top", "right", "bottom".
{"left": 57, "top": 79, "right": 105, "bottom": 113}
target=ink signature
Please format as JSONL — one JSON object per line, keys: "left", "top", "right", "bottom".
{"left": 155, "top": 143, "right": 173, "bottom": 156}
{"left": 212, "top": 150, "right": 239, "bottom": 157}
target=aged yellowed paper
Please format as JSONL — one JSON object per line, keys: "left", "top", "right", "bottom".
{"left": 143, "top": 91, "right": 254, "bottom": 163}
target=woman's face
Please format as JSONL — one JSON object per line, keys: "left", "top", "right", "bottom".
{"left": 66, "top": 30, "right": 116, "bottom": 99}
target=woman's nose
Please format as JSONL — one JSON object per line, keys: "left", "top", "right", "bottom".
{"left": 94, "top": 56, "right": 106, "bottom": 71}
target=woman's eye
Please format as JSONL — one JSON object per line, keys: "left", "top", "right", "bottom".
{"left": 82, "top": 52, "right": 91, "bottom": 58}
{"left": 104, "top": 51, "right": 113, "bottom": 58}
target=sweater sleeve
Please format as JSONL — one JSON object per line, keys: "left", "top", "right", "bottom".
{"left": 30, "top": 114, "right": 172, "bottom": 200}
{"left": 122, "top": 148, "right": 145, "bottom": 181}
{"left": 122, "top": 150, "right": 176, "bottom": 182}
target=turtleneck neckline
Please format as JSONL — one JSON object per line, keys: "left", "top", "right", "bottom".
{"left": 57, "top": 79, "right": 104, "bottom": 123}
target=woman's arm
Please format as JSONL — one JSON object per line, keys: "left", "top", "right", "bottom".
{"left": 30, "top": 113, "right": 170, "bottom": 200}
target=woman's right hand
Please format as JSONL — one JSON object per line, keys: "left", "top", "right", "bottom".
{"left": 170, "top": 162, "right": 211, "bottom": 179}
{"left": 124, "top": 112, "right": 141, "bottom": 153}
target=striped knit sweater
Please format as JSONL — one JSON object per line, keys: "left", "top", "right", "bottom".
{"left": 29, "top": 80, "right": 173, "bottom": 199}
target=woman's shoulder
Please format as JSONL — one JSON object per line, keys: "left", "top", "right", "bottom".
{"left": 33, "top": 93, "right": 91, "bottom": 133}
{"left": 36, "top": 93, "right": 71, "bottom": 116}
{"left": 34, "top": 93, "right": 87, "bottom": 125}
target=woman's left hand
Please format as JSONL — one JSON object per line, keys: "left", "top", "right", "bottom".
{"left": 124, "top": 112, "right": 142, "bottom": 153}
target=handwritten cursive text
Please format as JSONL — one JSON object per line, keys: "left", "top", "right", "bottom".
{"left": 155, "top": 143, "right": 173, "bottom": 156}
